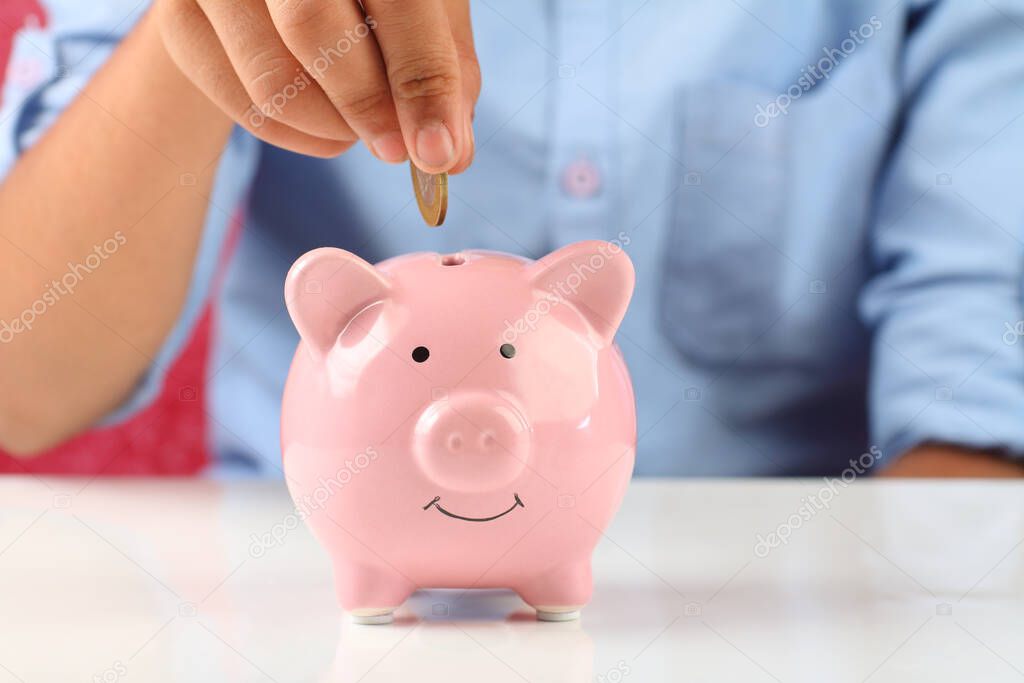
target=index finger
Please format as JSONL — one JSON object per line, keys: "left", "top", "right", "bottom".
{"left": 363, "top": 0, "right": 467, "bottom": 174}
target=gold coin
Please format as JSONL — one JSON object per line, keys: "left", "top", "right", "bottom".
{"left": 410, "top": 161, "right": 448, "bottom": 227}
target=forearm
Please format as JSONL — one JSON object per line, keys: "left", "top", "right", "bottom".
{"left": 0, "top": 9, "right": 234, "bottom": 454}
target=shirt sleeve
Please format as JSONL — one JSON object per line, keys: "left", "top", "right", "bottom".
{"left": 0, "top": 1, "right": 262, "bottom": 428}
{"left": 0, "top": 1, "right": 146, "bottom": 169}
{"left": 860, "top": 0, "right": 1024, "bottom": 461}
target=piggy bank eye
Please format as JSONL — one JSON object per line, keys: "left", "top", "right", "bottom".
{"left": 499, "top": 343, "right": 516, "bottom": 359}
{"left": 411, "top": 346, "right": 430, "bottom": 363}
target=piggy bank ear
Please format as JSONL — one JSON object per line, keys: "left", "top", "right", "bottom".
{"left": 285, "top": 248, "right": 390, "bottom": 360}
{"left": 528, "top": 240, "right": 635, "bottom": 345}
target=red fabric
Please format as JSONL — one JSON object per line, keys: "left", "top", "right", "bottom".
{"left": 0, "top": 0, "right": 47, "bottom": 107}
{"left": 0, "top": 209, "right": 246, "bottom": 476}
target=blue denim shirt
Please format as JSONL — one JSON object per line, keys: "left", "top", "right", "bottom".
{"left": 3, "top": 0, "right": 1024, "bottom": 476}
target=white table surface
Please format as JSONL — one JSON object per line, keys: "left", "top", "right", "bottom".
{"left": 1, "top": 477, "right": 1022, "bottom": 682}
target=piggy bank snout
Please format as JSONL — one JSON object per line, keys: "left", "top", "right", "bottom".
{"left": 413, "top": 392, "right": 531, "bottom": 491}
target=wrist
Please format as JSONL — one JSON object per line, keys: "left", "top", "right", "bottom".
{"left": 93, "top": 7, "right": 235, "bottom": 170}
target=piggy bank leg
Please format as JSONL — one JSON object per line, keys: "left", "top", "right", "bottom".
{"left": 516, "top": 561, "right": 593, "bottom": 622}
{"left": 333, "top": 561, "right": 416, "bottom": 625}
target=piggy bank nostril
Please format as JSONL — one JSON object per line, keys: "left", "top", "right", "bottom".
{"left": 447, "top": 433, "right": 463, "bottom": 451}
{"left": 480, "top": 432, "right": 497, "bottom": 450}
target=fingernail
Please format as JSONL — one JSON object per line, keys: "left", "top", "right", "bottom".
{"left": 370, "top": 131, "right": 407, "bottom": 163}
{"left": 458, "top": 115, "right": 474, "bottom": 170}
{"left": 415, "top": 121, "right": 456, "bottom": 170}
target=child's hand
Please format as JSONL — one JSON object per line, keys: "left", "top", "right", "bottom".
{"left": 155, "top": 0, "right": 479, "bottom": 172}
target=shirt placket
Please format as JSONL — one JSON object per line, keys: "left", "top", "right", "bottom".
{"left": 545, "top": 0, "right": 619, "bottom": 247}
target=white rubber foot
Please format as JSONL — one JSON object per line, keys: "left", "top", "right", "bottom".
{"left": 536, "top": 608, "right": 581, "bottom": 622}
{"left": 349, "top": 610, "right": 394, "bottom": 625}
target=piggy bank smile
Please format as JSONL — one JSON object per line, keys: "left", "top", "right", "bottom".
{"left": 422, "top": 493, "right": 525, "bottom": 522}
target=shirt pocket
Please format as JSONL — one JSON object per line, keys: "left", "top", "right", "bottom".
{"left": 660, "top": 81, "right": 793, "bottom": 368}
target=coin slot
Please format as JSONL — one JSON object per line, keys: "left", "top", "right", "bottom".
{"left": 441, "top": 254, "right": 465, "bottom": 266}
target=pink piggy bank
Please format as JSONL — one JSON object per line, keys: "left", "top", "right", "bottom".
{"left": 281, "top": 240, "right": 636, "bottom": 623}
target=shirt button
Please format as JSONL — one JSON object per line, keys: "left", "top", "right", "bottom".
{"left": 561, "top": 157, "right": 602, "bottom": 199}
